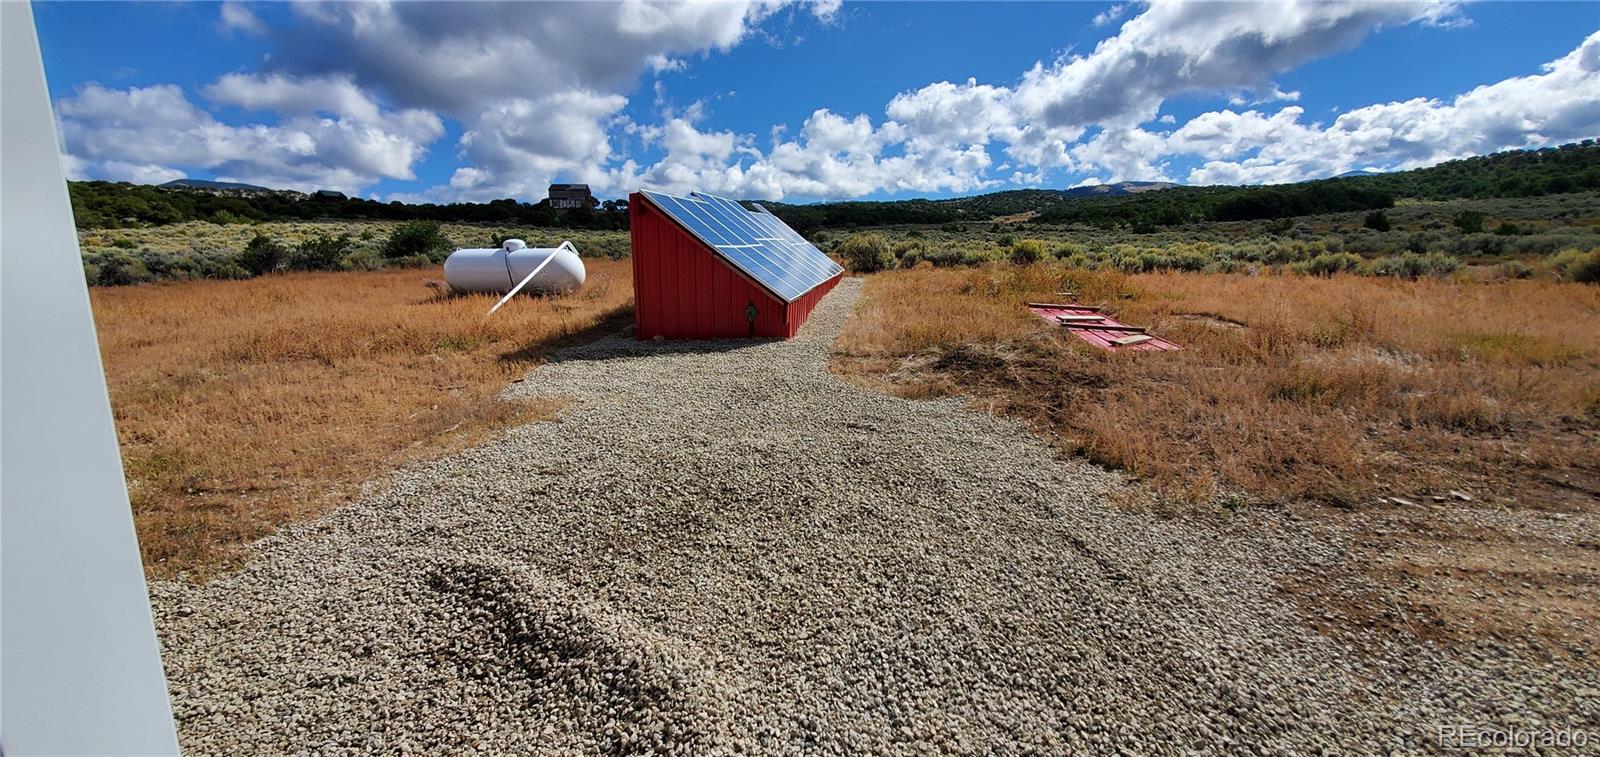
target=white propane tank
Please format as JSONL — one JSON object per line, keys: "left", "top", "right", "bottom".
{"left": 443, "top": 239, "right": 586, "bottom": 295}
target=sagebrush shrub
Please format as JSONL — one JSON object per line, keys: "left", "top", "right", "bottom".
{"left": 1550, "top": 248, "right": 1600, "bottom": 283}
{"left": 381, "top": 221, "right": 453, "bottom": 262}
{"left": 1295, "top": 252, "right": 1363, "bottom": 277}
{"left": 837, "top": 234, "right": 894, "bottom": 272}
{"left": 1008, "top": 239, "right": 1048, "bottom": 265}
{"left": 1454, "top": 209, "right": 1485, "bottom": 233}
{"left": 237, "top": 234, "right": 287, "bottom": 276}
{"left": 339, "top": 248, "right": 386, "bottom": 271}
{"left": 290, "top": 234, "right": 353, "bottom": 271}
{"left": 1367, "top": 252, "right": 1460, "bottom": 278}
{"left": 91, "top": 251, "right": 154, "bottom": 286}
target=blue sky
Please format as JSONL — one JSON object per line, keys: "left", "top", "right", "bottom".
{"left": 35, "top": 1, "right": 1600, "bottom": 203}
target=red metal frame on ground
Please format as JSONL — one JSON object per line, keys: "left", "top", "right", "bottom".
{"left": 1024, "top": 302, "right": 1182, "bottom": 351}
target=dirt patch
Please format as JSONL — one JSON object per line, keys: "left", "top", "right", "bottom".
{"left": 1285, "top": 501, "right": 1599, "bottom": 663}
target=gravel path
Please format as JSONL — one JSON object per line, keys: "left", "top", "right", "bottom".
{"left": 152, "top": 277, "right": 1595, "bottom": 754}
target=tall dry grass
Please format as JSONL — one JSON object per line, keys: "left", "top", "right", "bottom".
{"left": 90, "top": 261, "right": 632, "bottom": 575}
{"left": 835, "top": 264, "right": 1600, "bottom": 508}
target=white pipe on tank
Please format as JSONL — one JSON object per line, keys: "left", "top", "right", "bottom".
{"left": 488, "top": 244, "right": 564, "bottom": 315}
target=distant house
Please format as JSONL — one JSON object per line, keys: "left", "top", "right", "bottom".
{"left": 548, "top": 183, "right": 594, "bottom": 210}
{"left": 313, "top": 189, "right": 347, "bottom": 201}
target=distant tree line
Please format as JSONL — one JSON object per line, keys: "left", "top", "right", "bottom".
{"left": 1037, "top": 181, "right": 1413, "bottom": 230}
{"left": 1355, "top": 140, "right": 1600, "bottom": 200}
{"left": 67, "top": 182, "right": 630, "bottom": 231}
{"left": 763, "top": 140, "right": 1600, "bottom": 232}
{"left": 68, "top": 141, "right": 1599, "bottom": 234}
{"left": 757, "top": 189, "right": 1079, "bottom": 234}
{"left": 754, "top": 198, "right": 960, "bottom": 234}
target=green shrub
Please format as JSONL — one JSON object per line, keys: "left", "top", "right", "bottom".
{"left": 1454, "top": 233, "right": 1507, "bottom": 258}
{"left": 339, "top": 248, "right": 386, "bottom": 271}
{"left": 1549, "top": 248, "right": 1600, "bottom": 284}
{"left": 1295, "top": 252, "right": 1363, "bottom": 277}
{"left": 1169, "top": 250, "right": 1209, "bottom": 272}
{"left": 490, "top": 230, "right": 529, "bottom": 247}
{"left": 583, "top": 237, "right": 630, "bottom": 260}
{"left": 381, "top": 221, "right": 453, "bottom": 262}
{"left": 1571, "top": 253, "right": 1600, "bottom": 284}
{"left": 1367, "top": 252, "right": 1460, "bottom": 279}
{"left": 111, "top": 237, "right": 137, "bottom": 249}
{"left": 1057, "top": 252, "right": 1094, "bottom": 269}
{"left": 134, "top": 250, "right": 187, "bottom": 280}
{"left": 923, "top": 248, "right": 969, "bottom": 268}
{"left": 289, "top": 233, "right": 353, "bottom": 271}
{"left": 1453, "top": 210, "right": 1485, "bottom": 233}
{"left": 1405, "top": 230, "right": 1450, "bottom": 254}
{"left": 393, "top": 253, "right": 436, "bottom": 269}
{"left": 146, "top": 250, "right": 238, "bottom": 281}
{"left": 1497, "top": 260, "right": 1534, "bottom": 279}
{"left": 1112, "top": 250, "right": 1166, "bottom": 273}
{"left": 1052, "top": 242, "right": 1087, "bottom": 259}
{"left": 209, "top": 261, "right": 252, "bottom": 280}
{"left": 1494, "top": 222, "right": 1522, "bottom": 236}
{"left": 236, "top": 234, "right": 287, "bottom": 276}
{"left": 1008, "top": 239, "right": 1048, "bottom": 265}
{"left": 837, "top": 233, "right": 894, "bottom": 272}
{"left": 1364, "top": 210, "right": 1392, "bottom": 232}
{"left": 88, "top": 251, "right": 154, "bottom": 286}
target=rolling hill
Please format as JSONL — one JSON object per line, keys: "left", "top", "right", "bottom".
{"left": 1061, "top": 181, "right": 1179, "bottom": 198}
{"left": 769, "top": 141, "right": 1600, "bottom": 232}
{"left": 161, "top": 178, "right": 275, "bottom": 192}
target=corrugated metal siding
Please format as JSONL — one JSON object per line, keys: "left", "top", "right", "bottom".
{"left": 632, "top": 194, "right": 818, "bottom": 340}
{"left": 780, "top": 272, "right": 842, "bottom": 338}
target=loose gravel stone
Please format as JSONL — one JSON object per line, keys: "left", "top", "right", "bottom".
{"left": 151, "top": 277, "right": 1596, "bottom": 754}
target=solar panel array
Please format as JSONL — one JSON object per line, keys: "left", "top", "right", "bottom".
{"left": 639, "top": 189, "right": 842, "bottom": 302}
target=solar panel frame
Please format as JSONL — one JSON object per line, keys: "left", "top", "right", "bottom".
{"left": 637, "top": 189, "right": 840, "bottom": 303}
{"left": 645, "top": 192, "right": 806, "bottom": 300}
{"left": 694, "top": 193, "right": 840, "bottom": 290}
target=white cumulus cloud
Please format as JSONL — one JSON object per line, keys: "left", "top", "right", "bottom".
{"left": 53, "top": 0, "right": 1600, "bottom": 202}
{"left": 57, "top": 82, "right": 444, "bottom": 193}
{"left": 1178, "top": 29, "right": 1600, "bottom": 184}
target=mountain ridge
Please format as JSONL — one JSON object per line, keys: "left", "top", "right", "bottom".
{"left": 161, "top": 178, "right": 276, "bottom": 192}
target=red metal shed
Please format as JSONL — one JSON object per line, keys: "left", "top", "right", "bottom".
{"left": 630, "top": 190, "right": 843, "bottom": 340}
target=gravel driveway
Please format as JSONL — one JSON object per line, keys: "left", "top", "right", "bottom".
{"left": 152, "top": 277, "right": 1594, "bottom": 754}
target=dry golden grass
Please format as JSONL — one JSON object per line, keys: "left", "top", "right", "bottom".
{"left": 835, "top": 265, "right": 1600, "bottom": 508}
{"left": 835, "top": 265, "right": 1600, "bottom": 649}
{"left": 91, "top": 261, "right": 633, "bottom": 576}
